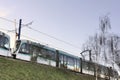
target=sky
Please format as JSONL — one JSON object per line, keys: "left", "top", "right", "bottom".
{"left": 0, "top": 0, "right": 120, "bottom": 57}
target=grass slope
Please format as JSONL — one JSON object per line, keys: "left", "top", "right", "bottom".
{"left": 0, "top": 56, "right": 100, "bottom": 80}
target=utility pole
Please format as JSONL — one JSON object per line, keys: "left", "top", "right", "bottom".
{"left": 18, "top": 19, "right": 22, "bottom": 40}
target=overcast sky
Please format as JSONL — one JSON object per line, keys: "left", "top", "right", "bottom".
{"left": 0, "top": 0, "right": 120, "bottom": 56}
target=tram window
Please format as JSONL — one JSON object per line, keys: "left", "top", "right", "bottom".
{"left": 59, "top": 54, "right": 68, "bottom": 65}
{"left": 76, "top": 59, "right": 80, "bottom": 68}
{"left": 0, "top": 35, "right": 9, "bottom": 50}
{"left": 59, "top": 54, "right": 63, "bottom": 64}
{"left": 3, "top": 37, "right": 9, "bottom": 49}
{"left": 40, "top": 49, "right": 48, "bottom": 57}
{"left": 101, "top": 66, "right": 106, "bottom": 75}
{"left": 19, "top": 43, "right": 30, "bottom": 54}
{"left": 82, "top": 61, "right": 89, "bottom": 70}
{"left": 47, "top": 50, "right": 56, "bottom": 60}
{"left": 39, "top": 48, "right": 56, "bottom": 60}
{"left": 88, "top": 62, "right": 94, "bottom": 71}
{"left": 68, "top": 57, "right": 74, "bottom": 66}
{"left": 114, "top": 70, "right": 118, "bottom": 77}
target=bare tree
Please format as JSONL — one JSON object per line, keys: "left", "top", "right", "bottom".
{"left": 82, "top": 15, "right": 118, "bottom": 80}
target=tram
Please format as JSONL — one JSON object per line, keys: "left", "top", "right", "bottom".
{"left": 12, "top": 39, "right": 119, "bottom": 80}
{"left": 13, "top": 39, "right": 80, "bottom": 70}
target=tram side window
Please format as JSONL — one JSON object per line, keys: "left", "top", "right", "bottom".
{"left": 76, "top": 59, "right": 80, "bottom": 68}
{"left": 59, "top": 54, "right": 68, "bottom": 66}
{"left": 40, "top": 49, "right": 48, "bottom": 58}
{"left": 114, "top": 70, "right": 118, "bottom": 77}
{"left": 47, "top": 50, "right": 56, "bottom": 60}
{"left": 59, "top": 54, "right": 63, "bottom": 64}
{"left": 39, "top": 48, "right": 56, "bottom": 60}
{"left": 101, "top": 67, "right": 104, "bottom": 75}
{"left": 19, "top": 43, "right": 30, "bottom": 54}
{"left": 82, "top": 61, "right": 89, "bottom": 70}
{"left": 88, "top": 62, "right": 94, "bottom": 71}
{"left": 68, "top": 57, "right": 74, "bottom": 66}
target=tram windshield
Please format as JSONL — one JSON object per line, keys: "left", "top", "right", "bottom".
{"left": 19, "top": 43, "right": 30, "bottom": 54}
{"left": 0, "top": 35, "right": 10, "bottom": 50}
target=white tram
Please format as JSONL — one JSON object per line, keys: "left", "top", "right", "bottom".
{"left": 12, "top": 39, "right": 119, "bottom": 80}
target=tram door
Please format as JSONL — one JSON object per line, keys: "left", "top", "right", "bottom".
{"left": 60, "top": 54, "right": 68, "bottom": 68}
{"left": 30, "top": 45, "right": 39, "bottom": 62}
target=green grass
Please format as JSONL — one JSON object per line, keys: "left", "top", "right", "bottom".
{"left": 0, "top": 56, "right": 103, "bottom": 80}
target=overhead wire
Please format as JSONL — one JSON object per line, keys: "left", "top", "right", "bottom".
{"left": 0, "top": 17, "right": 15, "bottom": 23}
{"left": 0, "top": 17, "right": 81, "bottom": 51}
{"left": 27, "top": 26, "right": 81, "bottom": 49}
{"left": 0, "top": 17, "right": 33, "bottom": 32}
{"left": 0, "top": 27, "right": 78, "bottom": 54}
